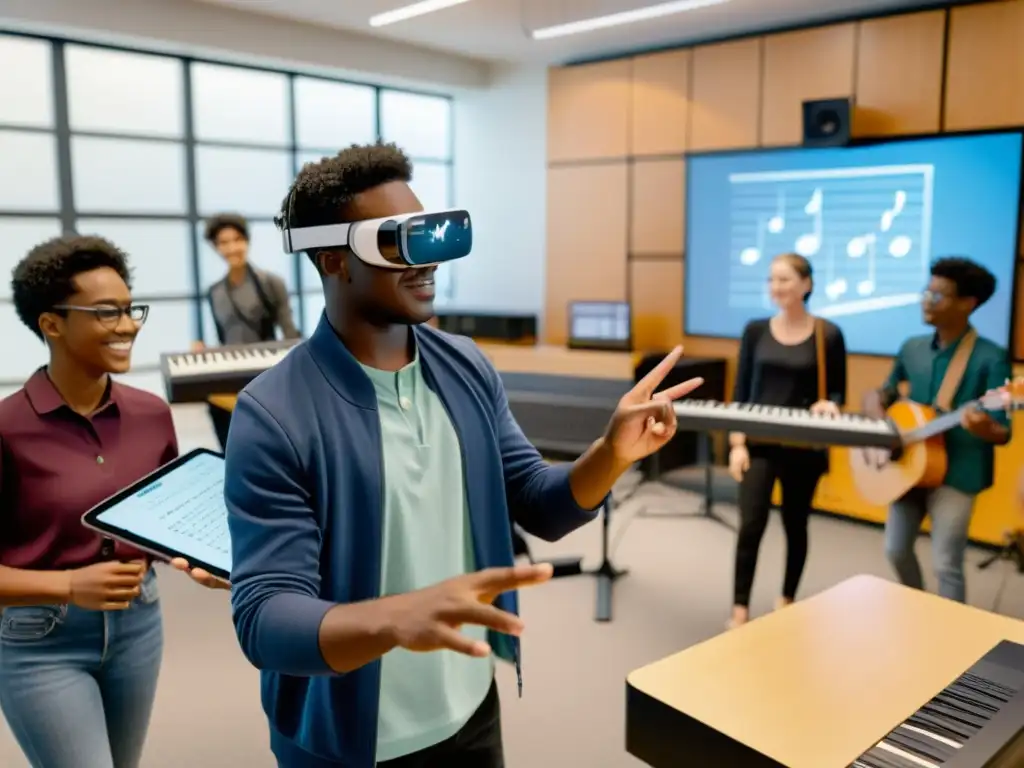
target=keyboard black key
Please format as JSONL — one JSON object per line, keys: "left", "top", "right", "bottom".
{"left": 848, "top": 641, "right": 1024, "bottom": 768}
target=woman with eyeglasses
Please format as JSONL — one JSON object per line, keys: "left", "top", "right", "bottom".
{"left": 0, "top": 235, "right": 226, "bottom": 768}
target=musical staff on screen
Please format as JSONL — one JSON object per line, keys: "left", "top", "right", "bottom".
{"left": 727, "top": 164, "right": 934, "bottom": 318}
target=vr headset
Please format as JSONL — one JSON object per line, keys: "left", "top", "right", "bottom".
{"left": 278, "top": 208, "right": 473, "bottom": 270}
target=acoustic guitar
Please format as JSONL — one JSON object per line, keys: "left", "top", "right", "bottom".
{"left": 849, "top": 379, "right": 1024, "bottom": 507}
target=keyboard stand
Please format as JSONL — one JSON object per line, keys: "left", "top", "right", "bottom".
{"left": 584, "top": 496, "right": 627, "bottom": 623}
{"left": 634, "top": 433, "right": 735, "bottom": 531}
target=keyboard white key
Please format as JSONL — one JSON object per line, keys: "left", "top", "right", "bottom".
{"left": 161, "top": 340, "right": 300, "bottom": 403}
{"left": 671, "top": 400, "right": 899, "bottom": 449}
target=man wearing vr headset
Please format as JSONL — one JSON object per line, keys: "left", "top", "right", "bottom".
{"left": 223, "top": 142, "right": 702, "bottom": 767}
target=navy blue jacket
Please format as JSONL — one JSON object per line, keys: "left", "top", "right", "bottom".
{"left": 225, "top": 315, "right": 601, "bottom": 766}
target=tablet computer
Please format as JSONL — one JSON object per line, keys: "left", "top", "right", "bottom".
{"left": 81, "top": 447, "right": 231, "bottom": 581}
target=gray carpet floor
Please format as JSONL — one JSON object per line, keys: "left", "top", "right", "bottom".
{"left": 0, "top": 379, "right": 1021, "bottom": 767}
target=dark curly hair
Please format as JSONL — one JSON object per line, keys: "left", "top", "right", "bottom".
{"left": 931, "top": 257, "right": 997, "bottom": 309}
{"left": 11, "top": 235, "right": 132, "bottom": 340}
{"left": 277, "top": 142, "right": 413, "bottom": 266}
{"left": 204, "top": 213, "right": 249, "bottom": 244}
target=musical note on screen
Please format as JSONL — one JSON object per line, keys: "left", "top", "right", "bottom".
{"left": 846, "top": 233, "right": 878, "bottom": 296}
{"left": 768, "top": 190, "right": 786, "bottom": 234}
{"left": 888, "top": 234, "right": 912, "bottom": 259}
{"left": 794, "top": 188, "right": 823, "bottom": 257}
{"left": 740, "top": 215, "right": 766, "bottom": 266}
{"left": 880, "top": 190, "right": 906, "bottom": 233}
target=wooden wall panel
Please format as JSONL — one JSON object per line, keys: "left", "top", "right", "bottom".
{"left": 689, "top": 39, "right": 761, "bottom": 151}
{"left": 630, "top": 159, "right": 686, "bottom": 256}
{"left": 630, "top": 49, "right": 691, "bottom": 156}
{"left": 630, "top": 259, "right": 684, "bottom": 351}
{"left": 945, "top": 0, "right": 1024, "bottom": 131}
{"left": 545, "top": 163, "right": 629, "bottom": 345}
{"left": 548, "top": 60, "right": 632, "bottom": 163}
{"left": 761, "top": 24, "right": 857, "bottom": 146}
{"left": 853, "top": 11, "right": 945, "bottom": 137}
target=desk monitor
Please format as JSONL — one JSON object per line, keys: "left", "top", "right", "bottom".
{"left": 81, "top": 448, "right": 230, "bottom": 581}
{"left": 568, "top": 301, "right": 632, "bottom": 352}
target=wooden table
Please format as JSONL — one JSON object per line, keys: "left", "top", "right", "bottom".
{"left": 626, "top": 574, "right": 1024, "bottom": 767}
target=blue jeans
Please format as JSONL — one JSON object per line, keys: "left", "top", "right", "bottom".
{"left": 0, "top": 569, "right": 163, "bottom": 768}
{"left": 885, "top": 486, "right": 975, "bottom": 603}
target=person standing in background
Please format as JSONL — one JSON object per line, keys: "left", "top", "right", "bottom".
{"left": 866, "top": 257, "right": 1010, "bottom": 604}
{"left": 727, "top": 252, "right": 847, "bottom": 629}
{"left": 195, "top": 213, "right": 301, "bottom": 449}
{"left": 0, "top": 235, "right": 225, "bottom": 768}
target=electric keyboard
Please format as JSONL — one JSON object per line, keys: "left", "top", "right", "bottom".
{"left": 160, "top": 340, "right": 300, "bottom": 403}
{"left": 850, "top": 640, "right": 1024, "bottom": 768}
{"left": 672, "top": 399, "right": 902, "bottom": 449}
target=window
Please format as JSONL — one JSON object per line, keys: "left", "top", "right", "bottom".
{"left": 299, "top": 253, "right": 321, "bottom": 294}
{"left": 302, "top": 290, "right": 326, "bottom": 333}
{"left": 195, "top": 146, "right": 292, "bottom": 218}
{"left": 65, "top": 46, "right": 184, "bottom": 137}
{"left": 0, "top": 35, "right": 53, "bottom": 128}
{"left": 132, "top": 300, "right": 195, "bottom": 367}
{"left": 0, "top": 217, "right": 63, "bottom": 300}
{"left": 294, "top": 77, "right": 376, "bottom": 151}
{"left": 0, "top": 303, "right": 48, "bottom": 381}
{"left": 410, "top": 161, "right": 452, "bottom": 210}
{"left": 380, "top": 90, "right": 451, "bottom": 159}
{"left": 0, "top": 33, "right": 458, "bottom": 382}
{"left": 196, "top": 220, "right": 297, "bottom": 293}
{"left": 191, "top": 63, "right": 290, "bottom": 146}
{"left": 71, "top": 136, "right": 187, "bottom": 214}
{"left": 75, "top": 219, "right": 194, "bottom": 298}
{"left": 0, "top": 131, "right": 59, "bottom": 211}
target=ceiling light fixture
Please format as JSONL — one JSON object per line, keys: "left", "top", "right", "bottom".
{"left": 369, "top": 0, "right": 473, "bottom": 28}
{"left": 531, "top": 0, "right": 730, "bottom": 40}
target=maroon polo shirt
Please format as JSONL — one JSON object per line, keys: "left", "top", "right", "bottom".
{"left": 0, "top": 368, "right": 179, "bottom": 570}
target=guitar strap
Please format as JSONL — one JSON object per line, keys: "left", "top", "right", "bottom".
{"left": 933, "top": 328, "right": 978, "bottom": 412}
{"left": 814, "top": 318, "right": 826, "bottom": 402}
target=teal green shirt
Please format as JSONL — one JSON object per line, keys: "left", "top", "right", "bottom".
{"left": 883, "top": 329, "right": 1010, "bottom": 495}
{"left": 360, "top": 357, "right": 494, "bottom": 762}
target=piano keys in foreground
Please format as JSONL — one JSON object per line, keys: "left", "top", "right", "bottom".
{"left": 160, "top": 339, "right": 300, "bottom": 403}
{"left": 850, "top": 640, "right": 1024, "bottom": 768}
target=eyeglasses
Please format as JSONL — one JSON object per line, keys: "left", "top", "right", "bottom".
{"left": 921, "top": 290, "right": 954, "bottom": 305}
{"left": 52, "top": 304, "right": 149, "bottom": 328}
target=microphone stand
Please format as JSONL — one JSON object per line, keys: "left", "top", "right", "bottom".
{"left": 978, "top": 530, "right": 1024, "bottom": 573}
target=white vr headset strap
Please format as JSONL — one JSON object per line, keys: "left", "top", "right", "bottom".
{"left": 281, "top": 220, "right": 402, "bottom": 269}
{"left": 282, "top": 222, "right": 352, "bottom": 253}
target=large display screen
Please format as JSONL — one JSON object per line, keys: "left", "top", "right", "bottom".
{"left": 684, "top": 132, "right": 1023, "bottom": 355}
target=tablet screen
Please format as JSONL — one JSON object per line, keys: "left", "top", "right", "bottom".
{"left": 92, "top": 451, "right": 230, "bottom": 576}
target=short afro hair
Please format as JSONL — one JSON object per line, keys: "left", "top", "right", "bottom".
{"left": 931, "top": 257, "right": 997, "bottom": 309}
{"left": 11, "top": 235, "right": 132, "bottom": 340}
{"left": 277, "top": 142, "right": 413, "bottom": 264}
{"left": 204, "top": 213, "right": 249, "bottom": 244}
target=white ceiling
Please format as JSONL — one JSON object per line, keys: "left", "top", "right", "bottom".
{"left": 196, "top": 0, "right": 958, "bottom": 64}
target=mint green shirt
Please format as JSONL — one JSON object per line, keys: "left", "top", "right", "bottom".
{"left": 360, "top": 357, "right": 494, "bottom": 762}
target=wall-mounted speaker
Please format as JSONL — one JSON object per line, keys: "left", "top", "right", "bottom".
{"left": 802, "top": 98, "right": 852, "bottom": 147}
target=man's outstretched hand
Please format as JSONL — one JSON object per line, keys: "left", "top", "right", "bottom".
{"left": 387, "top": 563, "right": 553, "bottom": 657}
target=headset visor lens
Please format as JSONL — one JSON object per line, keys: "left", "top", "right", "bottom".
{"left": 400, "top": 210, "right": 472, "bottom": 266}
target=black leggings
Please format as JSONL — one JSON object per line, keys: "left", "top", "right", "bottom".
{"left": 733, "top": 447, "right": 824, "bottom": 607}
